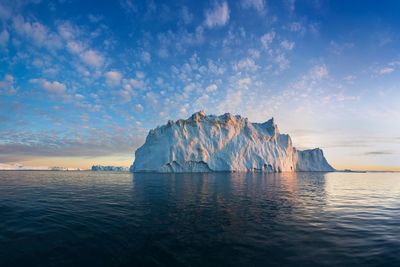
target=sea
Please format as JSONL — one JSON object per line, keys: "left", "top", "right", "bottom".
{"left": 0, "top": 171, "right": 399, "bottom": 267}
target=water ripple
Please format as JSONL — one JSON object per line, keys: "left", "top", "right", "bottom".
{"left": 0, "top": 171, "right": 399, "bottom": 266}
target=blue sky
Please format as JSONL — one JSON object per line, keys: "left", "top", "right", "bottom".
{"left": 0, "top": 0, "right": 399, "bottom": 170}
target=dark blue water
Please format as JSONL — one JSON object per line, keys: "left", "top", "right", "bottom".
{"left": 0, "top": 171, "right": 399, "bottom": 267}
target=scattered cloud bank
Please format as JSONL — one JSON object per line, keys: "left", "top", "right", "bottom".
{"left": 0, "top": 1, "right": 399, "bottom": 169}
{"left": 241, "top": 0, "right": 266, "bottom": 13}
{"left": 204, "top": 1, "right": 230, "bottom": 28}
{"left": 30, "top": 78, "right": 66, "bottom": 93}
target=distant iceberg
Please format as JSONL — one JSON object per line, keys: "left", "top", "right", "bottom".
{"left": 91, "top": 165, "right": 129, "bottom": 172}
{"left": 131, "top": 111, "right": 335, "bottom": 173}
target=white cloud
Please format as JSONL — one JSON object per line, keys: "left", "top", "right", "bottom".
{"left": 0, "top": 74, "right": 16, "bottom": 95}
{"left": 287, "top": 22, "right": 305, "bottom": 34}
{"left": 248, "top": 48, "right": 261, "bottom": 59}
{"left": 134, "top": 104, "right": 144, "bottom": 112}
{"left": 322, "top": 92, "right": 360, "bottom": 103}
{"left": 75, "top": 94, "right": 85, "bottom": 100}
{"left": 141, "top": 51, "right": 151, "bottom": 64}
{"left": 206, "top": 84, "right": 218, "bottom": 93}
{"left": 204, "top": 1, "right": 230, "bottom": 28}
{"left": 0, "top": 30, "right": 9, "bottom": 47}
{"left": 105, "top": 71, "right": 123, "bottom": 86}
{"left": 57, "top": 22, "right": 78, "bottom": 40}
{"left": 378, "top": 67, "right": 394, "bottom": 75}
{"left": 374, "top": 61, "right": 400, "bottom": 76}
{"left": 88, "top": 14, "right": 103, "bottom": 23}
{"left": 136, "top": 71, "right": 145, "bottom": 79}
{"left": 145, "top": 92, "right": 158, "bottom": 106}
{"left": 237, "top": 77, "right": 252, "bottom": 89}
{"left": 234, "top": 57, "right": 259, "bottom": 71}
{"left": 194, "top": 94, "right": 210, "bottom": 109}
{"left": 217, "top": 89, "right": 243, "bottom": 113}
{"left": 343, "top": 75, "right": 356, "bottom": 83}
{"left": 241, "top": 0, "right": 266, "bottom": 13}
{"left": 30, "top": 78, "right": 66, "bottom": 93}
{"left": 119, "top": 76, "right": 146, "bottom": 101}
{"left": 67, "top": 41, "right": 85, "bottom": 54}
{"left": 274, "top": 52, "right": 289, "bottom": 71}
{"left": 158, "top": 47, "right": 169, "bottom": 58}
{"left": 260, "top": 31, "right": 275, "bottom": 49}
{"left": 120, "top": 0, "right": 138, "bottom": 14}
{"left": 310, "top": 64, "right": 329, "bottom": 80}
{"left": 181, "top": 6, "right": 193, "bottom": 24}
{"left": 286, "top": 0, "right": 295, "bottom": 13}
{"left": 13, "top": 15, "right": 62, "bottom": 49}
{"left": 281, "top": 40, "right": 295, "bottom": 50}
{"left": 123, "top": 78, "right": 145, "bottom": 90}
{"left": 329, "top": 41, "right": 354, "bottom": 55}
{"left": 80, "top": 50, "right": 104, "bottom": 68}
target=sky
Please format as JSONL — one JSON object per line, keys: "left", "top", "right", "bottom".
{"left": 0, "top": 0, "right": 399, "bottom": 170}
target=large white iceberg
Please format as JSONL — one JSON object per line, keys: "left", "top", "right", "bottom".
{"left": 131, "top": 111, "right": 334, "bottom": 173}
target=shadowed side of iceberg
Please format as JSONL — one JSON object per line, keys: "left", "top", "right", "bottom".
{"left": 294, "top": 148, "right": 335, "bottom": 172}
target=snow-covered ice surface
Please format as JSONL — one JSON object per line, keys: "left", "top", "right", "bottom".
{"left": 131, "top": 111, "right": 335, "bottom": 173}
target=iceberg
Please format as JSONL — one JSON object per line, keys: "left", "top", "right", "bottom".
{"left": 91, "top": 165, "right": 129, "bottom": 172}
{"left": 131, "top": 111, "right": 335, "bottom": 173}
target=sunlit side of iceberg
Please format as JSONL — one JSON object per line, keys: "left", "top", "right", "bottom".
{"left": 131, "top": 111, "right": 335, "bottom": 173}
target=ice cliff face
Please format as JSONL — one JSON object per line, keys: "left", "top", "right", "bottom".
{"left": 131, "top": 111, "right": 335, "bottom": 173}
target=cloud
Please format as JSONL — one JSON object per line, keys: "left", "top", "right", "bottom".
{"left": 378, "top": 67, "right": 394, "bottom": 75}
{"left": 217, "top": 88, "right": 243, "bottom": 112}
{"left": 285, "top": 0, "right": 295, "bottom": 13}
{"left": 287, "top": 22, "right": 306, "bottom": 34}
{"left": 145, "top": 92, "right": 158, "bottom": 106}
{"left": 119, "top": 76, "right": 146, "bottom": 102}
{"left": 281, "top": 40, "right": 295, "bottom": 50}
{"left": 0, "top": 128, "right": 146, "bottom": 161}
{"left": 193, "top": 94, "right": 210, "bottom": 110}
{"left": 260, "top": 31, "right": 275, "bottom": 49}
{"left": 57, "top": 21, "right": 79, "bottom": 40}
{"left": 66, "top": 41, "right": 85, "bottom": 54}
{"left": 135, "top": 103, "right": 144, "bottom": 112}
{"left": 309, "top": 64, "right": 329, "bottom": 80}
{"left": 322, "top": 92, "right": 360, "bottom": 103}
{"left": 363, "top": 151, "right": 394, "bottom": 155}
{"left": 0, "top": 163, "right": 52, "bottom": 170}
{"left": 80, "top": 49, "right": 104, "bottom": 68}
{"left": 343, "top": 75, "right": 356, "bottom": 83}
{"left": 329, "top": 41, "right": 354, "bottom": 55}
{"left": 204, "top": 1, "right": 230, "bottom": 28}
{"left": 105, "top": 71, "right": 123, "bottom": 86}
{"left": 12, "top": 15, "right": 62, "bottom": 49}
{"left": 234, "top": 57, "right": 259, "bottom": 71}
{"left": 0, "top": 29, "right": 9, "bottom": 47}
{"left": 248, "top": 48, "right": 261, "bottom": 59}
{"left": 88, "top": 14, "right": 103, "bottom": 23}
{"left": 181, "top": 6, "right": 193, "bottom": 24}
{"left": 0, "top": 74, "right": 16, "bottom": 95}
{"left": 206, "top": 84, "right": 218, "bottom": 93}
{"left": 120, "top": 0, "right": 138, "bottom": 14}
{"left": 241, "top": 0, "right": 266, "bottom": 13}
{"left": 237, "top": 77, "right": 252, "bottom": 89}
{"left": 374, "top": 61, "right": 400, "bottom": 75}
{"left": 158, "top": 47, "right": 169, "bottom": 58}
{"left": 141, "top": 51, "right": 151, "bottom": 64}
{"left": 273, "top": 52, "right": 289, "bottom": 71}
{"left": 30, "top": 78, "right": 66, "bottom": 93}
